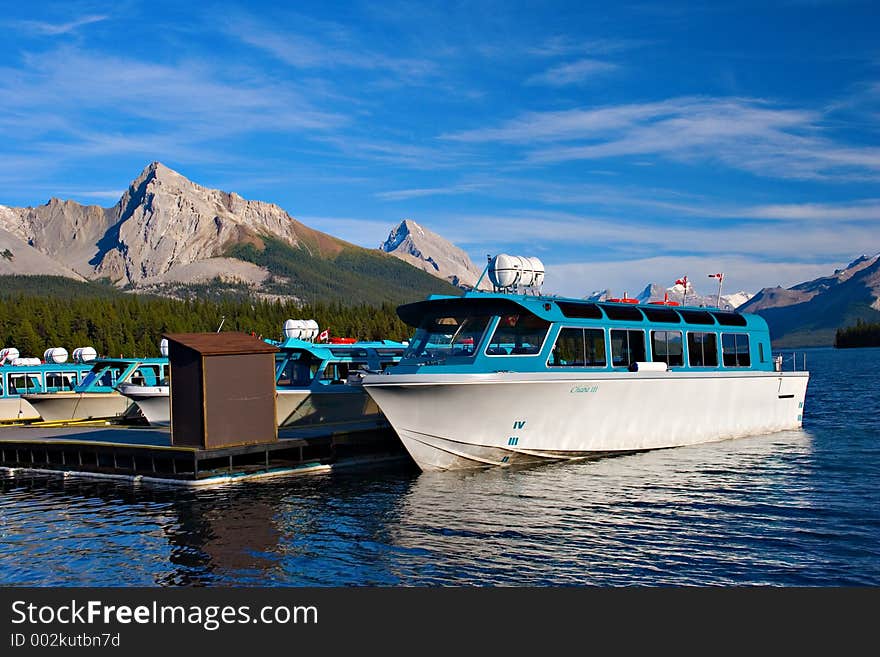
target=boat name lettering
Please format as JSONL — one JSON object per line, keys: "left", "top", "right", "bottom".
{"left": 570, "top": 385, "right": 599, "bottom": 393}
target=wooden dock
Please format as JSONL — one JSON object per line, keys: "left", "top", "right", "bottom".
{"left": 0, "top": 421, "right": 410, "bottom": 486}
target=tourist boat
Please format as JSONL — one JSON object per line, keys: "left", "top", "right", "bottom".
{"left": 362, "top": 255, "right": 810, "bottom": 472}
{"left": 0, "top": 347, "right": 95, "bottom": 423}
{"left": 116, "top": 381, "right": 170, "bottom": 426}
{"left": 272, "top": 331, "right": 407, "bottom": 429}
{"left": 22, "top": 356, "right": 169, "bottom": 422}
{"left": 116, "top": 323, "right": 407, "bottom": 429}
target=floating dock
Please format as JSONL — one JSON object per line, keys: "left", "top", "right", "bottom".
{"left": 0, "top": 421, "right": 410, "bottom": 486}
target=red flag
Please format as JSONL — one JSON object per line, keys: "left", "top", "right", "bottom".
{"left": 708, "top": 273, "right": 724, "bottom": 280}
{"left": 675, "top": 276, "right": 688, "bottom": 287}
{"left": 318, "top": 329, "right": 329, "bottom": 342}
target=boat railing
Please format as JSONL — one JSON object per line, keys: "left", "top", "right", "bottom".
{"left": 773, "top": 351, "right": 808, "bottom": 372}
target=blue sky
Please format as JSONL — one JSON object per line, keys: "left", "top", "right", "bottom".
{"left": 1, "top": 0, "right": 879, "bottom": 298}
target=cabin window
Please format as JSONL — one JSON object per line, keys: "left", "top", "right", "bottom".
{"left": 549, "top": 328, "right": 606, "bottom": 367}
{"left": 678, "top": 309, "right": 716, "bottom": 325}
{"left": 0, "top": 375, "right": 4, "bottom": 396}
{"left": 376, "top": 348, "right": 405, "bottom": 359}
{"left": 485, "top": 312, "right": 551, "bottom": 356}
{"left": 321, "top": 361, "right": 368, "bottom": 383}
{"left": 711, "top": 311, "right": 748, "bottom": 327}
{"left": 556, "top": 301, "right": 603, "bottom": 319}
{"left": 404, "top": 313, "right": 494, "bottom": 364}
{"left": 687, "top": 332, "right": 718, "bottom": 367}
{"left": 46, "top": 372, "right": 78, "bottom": 392}
{"left": 610, "top": 329, "right": 646, "bottom": 367}
{"left": 131, "top": 365, "right": 163, "bottom": 387}
{"left": 9, "top": 374, "right": 42, "bottom": 394}
{"left": 601, "top": 304, "right": 645, "bottom": 322}
{"left": 277, "top": 353, "right": 320, "bottom": 386}
{"left": 722, "top": 333, "right": 751, "bottom": 367}
{"left": 759, "top": 343, "right": 766, "bottom": 363}
{"left": 651, "top": 330, "right": 683, "bottom": 366}
{"left": 642, "top": 307, "right": 681, "bottom": 323}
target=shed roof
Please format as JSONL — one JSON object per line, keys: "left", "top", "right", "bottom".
{"left": 163, "top": 332, "right": 279, "bottom": 356}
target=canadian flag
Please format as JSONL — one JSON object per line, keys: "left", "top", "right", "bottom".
{"left": 318, "top": 329, "right": 329, "bottom": 342}
{"left": 708, "top": 273, "right": 724, "bottom": 281}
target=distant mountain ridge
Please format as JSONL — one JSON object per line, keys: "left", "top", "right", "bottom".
{"left": 0, "top": 163, "right": 458, "bottom": 305}
{"left": 739, "top": 254, "right": 880, "bottom": 346}
{"left": 587, "top": 281, "right": 752, "bottom": 310}
{"left": 380, "top": 219, "right": 490, "bottom": 290}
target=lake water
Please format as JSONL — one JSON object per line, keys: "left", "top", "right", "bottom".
{"left": 1, "top": 347, "right": 878, "bottom": 586}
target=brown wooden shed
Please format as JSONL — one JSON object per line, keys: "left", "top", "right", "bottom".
{"left": 163, "top": 332, "right": 279, "bottom": 449}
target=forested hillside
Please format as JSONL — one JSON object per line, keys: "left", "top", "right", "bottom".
{"left": 0, "top": 277, "right": 412, "bottom": 358}
{"left": 835, "top": 320, "right": 880, "bottom": 348}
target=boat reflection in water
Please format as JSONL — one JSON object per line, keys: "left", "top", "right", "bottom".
{"left": 383, "top": 428, "right": 824, "bottom": 585}
{"left": 3, "top": 428, "right": 847, "bottom": 586}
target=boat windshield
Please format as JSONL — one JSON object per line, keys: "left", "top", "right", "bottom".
{"left": 276, "top": 351, "right": 322, "bottom": 387}
{"left": 403, "top": 313, "right": 494, "bottom": 364}
{"left": 78, "top": 363, "right": 127, "bottom": 390}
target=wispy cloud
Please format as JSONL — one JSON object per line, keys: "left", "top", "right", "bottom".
{"left": 526, "top": 36, "right": 649, "bottom": 57}
{"left": 16, "top": 14, "right": 109, "bottom": 36}
{"left": 439, "top": 208, "right": 878, "bottom": 264}
{"left": 222, "top": 13, "right": 436, "bottom": 81}
{"left": 526, "top": 58, "right": 619, "bottom": 86}
{"left": 444, "top": 97, "right": 880, "bottom": 181}
{"left": 374, "top": 183, "right": 485, "bottom": 201}
{"left": 0, "top": 46, "right": 347, "bottom": 169}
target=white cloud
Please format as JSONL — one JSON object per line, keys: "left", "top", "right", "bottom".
{"left": 16, "top": 14, "right": 108, "bottom": 36}
{"left": 526, "top": 59, "right": 619, "bottom": 86}
{"left": 374, "top": 183, "right": 484, "bottom": 201}
{"left": 444, "top": 97, "right": 880, "bottom": 181}
{"left": 222, "top": 13, "right": 436, "bottom": 81}
{"left": 526, "top": 37, "right": 649, "bottom": 58}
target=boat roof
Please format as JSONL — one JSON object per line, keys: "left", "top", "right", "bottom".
{"left": 398, "top": 292, "right": 767, "bottom": 332}
{"left": 271, "top": 337, "right": 407, "bottom": 356}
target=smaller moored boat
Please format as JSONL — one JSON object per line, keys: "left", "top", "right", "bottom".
{"left": 0, "top": 346, "right": 95, "bottom": 422}
{"left": 23, "top": 357, "right": 168, "bottom": 422}
{"left": 115, "top": 322, "right": 407, "bottom": 429}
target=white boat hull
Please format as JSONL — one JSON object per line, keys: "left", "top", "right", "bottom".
{"left": 118, "top": 385, "right": 170, "bottom": 426}
{"left": 0, "top": 397, "right": 41, "bottom": 423}
{"left": 276, "top": 387, "right": 384, "bottom": 428}
{"left": 364, "top": 371, "right": 810, "bottom": 472}
{"left": 21, "top": 392, "right": 135, "bottom": 422}
{"left": 109, "top": 385, "right": 385, "bottom": 429}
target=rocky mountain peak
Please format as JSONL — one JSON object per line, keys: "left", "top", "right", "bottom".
{"left": 380, "top": 218, "right": 489, "bottom": 290}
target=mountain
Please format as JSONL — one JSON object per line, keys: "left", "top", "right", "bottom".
{"left": 739, "top": 254, "right": 880, "bottom": 346}
{"left": 0, "top": 219, "right": 86, "bottom": 281}
{"left": 0, "top": 163, "right": 459, "bottom": 305}
{"left": 586, "top": 281, "right": 752, "bottom": 310}
{"left": 380, "top": 219, "right": 490, "bottom": 290}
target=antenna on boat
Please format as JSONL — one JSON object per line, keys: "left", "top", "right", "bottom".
{"left": 472, "top": 255, "right": 492, "bottom": 292}
{"left": 708, "top": 273, "right": 724, "bottom": 308}
{"left": 216, "top": 315, "right": 226, "bottom": 333}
